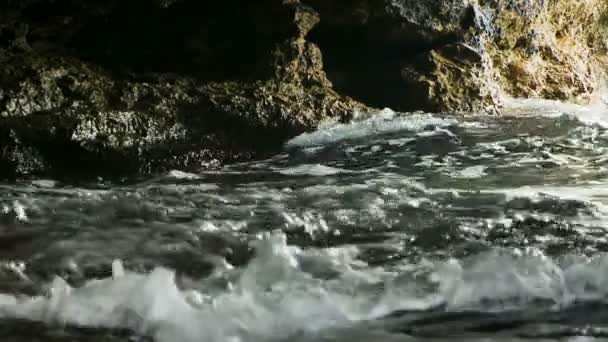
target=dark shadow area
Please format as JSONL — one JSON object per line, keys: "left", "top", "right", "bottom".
{"left": 304, "top": 0, "right": 461, "bottom": 111}
{"left": 19, "top": 0, "right": 294, "bottom": 81}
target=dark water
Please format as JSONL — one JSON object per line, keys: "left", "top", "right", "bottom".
{"left": 2, "top": 99, "right": 608, "bottom": 341}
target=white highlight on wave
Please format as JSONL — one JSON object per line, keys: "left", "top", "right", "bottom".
{"left": 493, "top": 183, "right": 608, "bottom": 213}
{"left": 2, "top": 232, "right": 608, "bottom": 341}
{"left": 433, "top": 249, "right": 608, "bottom": 311}
{"left": 286, "top": 108, "right": 458, "bottom": 147}
{"left": 502, "top": 93, "right": 608, "bottom": 128}
{"left": 448, "top": 165, "right": 488, "bottom": 179}
{"left": 287, "top": 86, "right": 608, "bottom": 149}
{"left": 0, "top": 232, "right": 384, "bottom": 342}
{"left": 276, "top": 164, "right": 349, "bottom": 176}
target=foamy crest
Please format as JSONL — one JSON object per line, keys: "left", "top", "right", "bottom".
{"left": 1, "top": 200, "right": 28, "bottom": 223}
{"left": 0, "top": 232, "right": 376, "bottom": 342}
{"left": 502, "top": 96, "right": 608, "bottom": 128}
{"left": 3, "top": 234, "right": 608, "bottom": 340}
{"left": 277, "top": 164, "right": 349, "bottom": 176}
{"left": 286, "top": 108, "right": 457, "bottom": 147}
{"left": 434, "top": 249, "right": 569, "bottom": 310}
{"left": 448, "top": 165, "right": 487, "bottom": 179}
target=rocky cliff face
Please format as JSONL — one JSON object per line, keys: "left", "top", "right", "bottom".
{"left": 0, "top": 0, "right": 366, "bottom": 179}
{"left": 1, "top": 0, "right": 606, "bottom": 179}
{"left": 468, "top": 0, "right": 607, "bottom": 105}
{"left": 305, "top": 0, "right": 608, "bottom": 111}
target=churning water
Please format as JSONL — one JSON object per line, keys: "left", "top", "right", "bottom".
{"left": 2, "top": 98, "right": 608, "bottom": 341}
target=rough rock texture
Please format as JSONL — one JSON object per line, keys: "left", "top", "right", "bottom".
{"left": 305, "top": 0, "right": 608, "bottom": 111}
{"left": 1, "top": 0, "right": 606, "bottom": 178}
{"left": 485, "top": 0, "right": 608, "bottom": 102}
{"left": 303, "top": 0, "right": 493, "bottom": 112}
{"left": 0, "top": 0, "right": 366, "bottom": 179}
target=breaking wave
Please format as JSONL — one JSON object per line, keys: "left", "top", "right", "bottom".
{"left": 3, "top": 96, "right": 608, "bottom": 340}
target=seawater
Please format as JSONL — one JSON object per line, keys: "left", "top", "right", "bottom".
{"left": 1, "top": 98, "right": 608, "bottom": 341}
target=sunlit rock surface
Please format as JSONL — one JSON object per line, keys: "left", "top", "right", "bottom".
{"left": 305, "top": 0, "right": 608, "bottom": 111}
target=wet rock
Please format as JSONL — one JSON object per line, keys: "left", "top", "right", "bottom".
{"left": 304, "top": 0, "right": 475, "bottom": 111}
{"left": 1, "top": 0, "right": 606, "bottom": 178}
{"left": 0, "top": 0, "right": 365, "bottom": 179}
{"left": 305, "top": 0, "right": 608, "bottom": 112}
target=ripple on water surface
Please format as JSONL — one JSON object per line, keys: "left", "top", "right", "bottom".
{"left": 2, "top": 101, "right": 608, "bottom": 341}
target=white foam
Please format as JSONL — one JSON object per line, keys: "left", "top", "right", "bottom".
{"left": 502, "top": 96, "right": 608, "bottom": 127}
{"left": 0, "top": 232, "right": 379, "bottom": 342}
{"left": 112, "top": 259, "right": 125, "bottom": 279}
{"left": 469, "top": 183, "right": 608, "bottom": 228}
{"left": 495, "top": 184, "right": 608, "bottom": 205}
{"left": 416, "top": 126, "right": 457, "bottom": 138}
{"left": 1, "top": 200, "right": 28, "bottom": 222}
{"left": 386, "top": 137, "right": 416, "bottom": 146}
{"left": 3, "top": 233, "right": 608, "bottom": 341}
{"left": 282, "top": 211, "right": 330, "bottom": 236}
{"left": 373, "top": 250, "right": 608, "bottom": 314}
{"left": 30, "top": 179, "right": 58, "bottom": 188}
{"left": 286, "top": 108, "right": 457, "bottom": 147}
{"left": 435, "top": 249, "right": 569, "bottom": 310}
{"left": 277, "top": 164, "right": 348, "bottom": 176}
{"left": 449, "top": 165, "right": 487, "bottom": 179}
{"left": 301, "top": 146, "right": 325, "bottom": 155}
{"left": 166, "top": 170, "right": 201, "bottom": 180}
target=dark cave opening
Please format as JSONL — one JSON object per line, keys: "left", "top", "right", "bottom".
{"left": 304, "top": 0, "right": 461, "bottom": 112}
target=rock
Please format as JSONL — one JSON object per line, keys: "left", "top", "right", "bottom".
{"left": 304, "top": 0, "right": 486, "bottom": 111}
{"left": 400, "top": 42, "right": 492, "bottom": 112}
{"left": 0, "top": 0, "right": 365, "bottom": 179}
{"left": 1, "top": 0, "right": 606, "bottom": 178}
{"left": 304, "top": 0, "right": 608, "bottom": 111}
{"left": 485, "top": 0, "right": 608, "bottom": 103}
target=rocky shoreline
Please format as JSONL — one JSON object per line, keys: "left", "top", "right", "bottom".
{"left": 1, "top": 0, "right": 606, "bottom": 179}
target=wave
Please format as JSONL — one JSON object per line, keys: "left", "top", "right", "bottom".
{"left": 286, "top": 93, "right": 608, "bottom": 150}
{"left": 501, "top": 96, "right": 608, "bottom": 128}
{"left": 276, "top": 164, "right": 350, "bottom": 177}
{"left": 286, "top": 108, "right": 458, "bottom": 147}
{"left": 2, "top": 232, "right": 608, "bottom": 341}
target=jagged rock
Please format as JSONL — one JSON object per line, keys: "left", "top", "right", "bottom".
{"left": 0, "top": 0, "right": 365, "bottom": 179}
{"left": 304, "top": 0, "right": 486, "bottom": 111}
{"left": 304, "top": 0, "right": 608, "bottom": 111}
{"left": 1, "top": 0, "right": 606, "bottom": 178}
{"left": 401, "top": 43, "right": 492, "bottom": 112}
{"left": 485, "top": 0, "right": 608, "bottom": 103}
